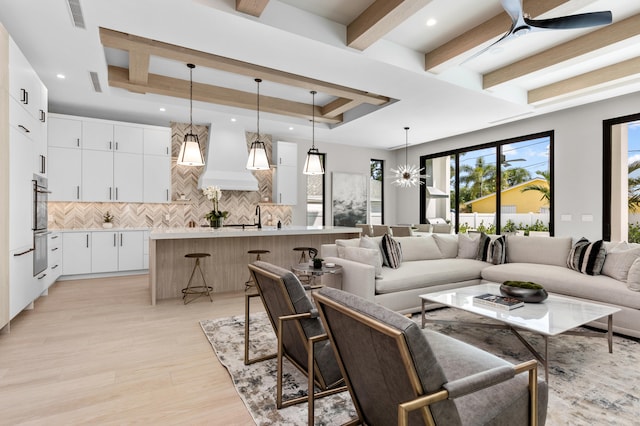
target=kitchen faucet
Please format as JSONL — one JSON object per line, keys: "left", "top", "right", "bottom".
{"left": 255, "top": 205, "right": 262, "bottom": 229}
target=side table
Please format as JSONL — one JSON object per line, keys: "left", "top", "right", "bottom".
{"left": 291, "top": 263, "right": 343, "bottom": 288}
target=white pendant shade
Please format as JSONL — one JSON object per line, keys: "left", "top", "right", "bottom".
{"left": 177, "top": 134, "right": 205, "bottom": 166}
{"left": 303, "top": 148, "right": 324, "bottom": 175}
{"left": 246, "top": 141, "right": 270, "bottom": 170}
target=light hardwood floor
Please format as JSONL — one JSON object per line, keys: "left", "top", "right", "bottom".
{"left": 0, "top": 275, "right": 259, "bottom": 425}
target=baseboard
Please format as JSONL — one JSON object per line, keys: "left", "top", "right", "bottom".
{"left": 57, "top": 270, "right": 149, "bottom": 281}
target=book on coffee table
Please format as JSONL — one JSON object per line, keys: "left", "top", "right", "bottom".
{"left": 473, "top": 293, "right": 524, "bottom": 311}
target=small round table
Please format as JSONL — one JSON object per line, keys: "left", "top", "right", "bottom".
{"left": 291, "top": 263, "right": 343, "bottom": 287}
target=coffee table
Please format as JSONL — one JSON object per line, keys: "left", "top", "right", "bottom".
{"left": 291, "top": 263, "right": 343, "bottom": 286}
{"left": 420, "top": 283, "right": 620, "bottom": 381}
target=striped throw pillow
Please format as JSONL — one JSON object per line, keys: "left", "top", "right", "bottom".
{"left": 381, "top": 234, "right": 402, "bottom": 269}
{"left": 567, "top": 238, "right": 606, "bottom": 275}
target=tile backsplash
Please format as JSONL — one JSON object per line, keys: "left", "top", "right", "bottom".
{"left": 49, "top": 122, "right": 291, "bottom": 229}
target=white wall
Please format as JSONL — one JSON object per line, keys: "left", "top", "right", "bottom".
{"left": 285, "top": 138, "right": 396, "bottom": 226}
{"left": 396, "top": 91, "right": 640, "bottom": 240}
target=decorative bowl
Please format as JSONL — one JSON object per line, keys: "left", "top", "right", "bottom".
{"left": 499, "top": 282, "right": 548, "bottom": 303}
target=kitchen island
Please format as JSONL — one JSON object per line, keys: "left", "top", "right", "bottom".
{"left": 149, "top": 226, "right": 360, "bottom": 304}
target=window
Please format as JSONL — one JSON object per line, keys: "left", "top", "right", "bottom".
{"left": 306, "top": 154, "right": 325, "bottom": 226}
{"left": 421, "top": 131, "right": 553, "bottom": 235}
{"left": 370, "top": 159, "right": 384, "bottom": 225}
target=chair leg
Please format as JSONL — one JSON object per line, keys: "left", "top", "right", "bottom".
{"left": 244, "top": 292, "right": 276, "bottom": 365}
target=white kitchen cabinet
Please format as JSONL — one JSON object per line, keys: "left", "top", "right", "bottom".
{"left": 33, "top": 81, "right": 48, "bottom": 176}
{"left": 143, "top": 154, "right": 170, "bottom": 203}
{"left": 9, "top": 125, "right": 34, "bottom": 251}
{"left": 8, "top": 38, "right": 40, "bottom": 119}
{"left": 48, "top": 115, "right": 82, "bottom": 149}
{"left": 272, "top": 141, "right": 297, "bottom": 205}
{"left": 118, "top": 231, "right": 145, "bottom": 271}
{"left": 82, "top": 149, "right": 114, "bottom": 202}
{"left": 47, "top": 232, "right": 62, "bottom": 287}
{"left": 143, "top": 231, "right": 150, "bottom": 269}
{"left": 83, "top": 121, "right": 143, "bottom": 154}
{"left": 9, "top": 249, "right": 36, "bottom": 320}
{"left": 62, "top": 232, "right": 92, "bottom": 275}
{"left": 114, "top": 152, "right": 143, "bottom": 202}
{"left": 91, "top": 232, "right": 119, "bottom": 273}
{"left": 143, "top": 127, "right": 171, "bottom": 157}
{"left": 48, "top": 147, "right": 82, "bottom": 201}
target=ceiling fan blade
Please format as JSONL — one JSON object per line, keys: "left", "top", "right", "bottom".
{"left": 461, "top": 27, "right": 516, "bottom": 64}
{"left": 525, "top": 11, "right": 612, "bottom": 30}
{"left": 500, "top": 0, "right": 523, "bottom": 25}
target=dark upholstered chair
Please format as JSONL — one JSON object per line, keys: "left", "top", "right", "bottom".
{"left": 314, "top": 287, "right": 548, "bottom": 426}
{"left": 246, "top": 261, "right": 346, "bottom": 425}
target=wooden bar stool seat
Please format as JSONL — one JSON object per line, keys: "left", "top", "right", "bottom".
{"left": 245, "top": 249, "right": 270, "bottom": 291}
{"left": 181, "top": 253, "right": 213, "bottom": 304}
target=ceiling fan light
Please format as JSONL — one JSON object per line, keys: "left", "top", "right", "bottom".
{"left": 246, "top": 140, "right": 270, "bottom": 170}
{"left": 303, "top": 148, "right": 324, "bottom": 175}
{"left": 177, "top": 133, "right": 204, "bottom": 166}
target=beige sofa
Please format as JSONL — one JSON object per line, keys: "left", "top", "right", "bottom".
{"left": 321, "top": 234, "right": 640, "bottom": 339}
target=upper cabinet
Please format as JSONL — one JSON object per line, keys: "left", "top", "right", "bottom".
{"left": 48, "top": 114, "right": 171, "bottom": 203}
{"left": 272, "top": 141, "right": 297, "bottom": 205}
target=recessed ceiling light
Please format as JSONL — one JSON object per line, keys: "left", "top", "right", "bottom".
{"left": 426, "top": 18, "right": 437, "bottom": 27}
{"left": 230, "top": 118, "right": 237, "bottom": 122}
{"left": 289, "top": 126, "right": 294, "bottom": 131}
{"left": 159, "top": 107, "right": 166, "bottom": 112}
{"left": 56, "top": 73, "right": 66, "bottom": 79}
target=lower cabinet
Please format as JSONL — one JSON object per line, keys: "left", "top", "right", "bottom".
{"left": 9, "top": 249, "right": 38, "bottom": 320}
{"left": 62, "top": 230, "right": 147, "bottom": 276}
{"left": 47, "top": 232, "right": 62, "bottom": 287}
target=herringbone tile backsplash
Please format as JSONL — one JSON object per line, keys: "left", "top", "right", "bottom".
{"left": 49, "top": 123, "right": 291, "bottom": 229}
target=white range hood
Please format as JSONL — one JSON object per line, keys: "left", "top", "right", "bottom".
{"left": 198, "top": 125, "right": 259, "bottom": 191}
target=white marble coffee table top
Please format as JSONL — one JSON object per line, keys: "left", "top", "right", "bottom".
{"left": 420, "top": 283, "right": 620, "bottom": 336}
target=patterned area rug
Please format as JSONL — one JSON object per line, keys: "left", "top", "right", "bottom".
{"left": 200, "top": 308, "right": 640, "bottom": 425}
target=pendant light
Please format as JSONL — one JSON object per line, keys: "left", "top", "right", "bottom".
{"left": 391, "top": 126, "right": 423, "bottom": 188}
{"left": 246, "top": 78, "right": 270, "bottom": 170}
{"left": 177, "top": 63, "right": 205, "bottom": 166}
{"left": 303, "top": 90, "right": 324, "bottom": 175}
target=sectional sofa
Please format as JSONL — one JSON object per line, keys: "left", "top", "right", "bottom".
{"left": 321, "top": 234, "right": 640, "bottom": 339}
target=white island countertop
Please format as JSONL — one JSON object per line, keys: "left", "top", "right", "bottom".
{"left": 149, "top": 225, "right": 361, "bottom": 240}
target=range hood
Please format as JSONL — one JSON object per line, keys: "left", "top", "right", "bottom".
{"left": 198, "top": 125, "right": 259, "bottom": 191}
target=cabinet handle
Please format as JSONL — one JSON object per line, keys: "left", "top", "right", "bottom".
{"left": 39, "top": 109, "right": 46, "bottom": 122}
{"left": 40, "top": 155, "right": 46, "bottom": 174}
{"left": 166, "top": 147, "right": 169, "bottom": 155}
{"left": 115, "top": 142, "right": 119, "bottom": 150}
{"left": 52, "top": 264, "right": 59, "bottom": 270}
{"left": 166, "top": 189, "right": 169, "bottom": 201}
{"left": 76, "top": 186, "right": 80, "bottom": 200}
{"left": 279, "top": 193, "right": 282, "bottom": 203}
{"left": 20, "top": 88, "right": 28, "bottom": 104}
{"left": 77, "top": 138, "right": 80, "bottom": 147}
{"left": 115, "top": 187, "right": 119, "bottom": 200}
{"left": 37, "top": 273, "right": 47, "bottom": 280}
{"left": 51, "top": 235, "right": 59, "bottom": 240}
{"left": 109, "top": 187, "right": 112, "bottom": 200}
{"left": 51, "top": 247, "right": 59, "bottom": 252}
{"left": 113, "top": 233, "right": 116, "bottom": 247}
{"left": 13, "top": 248, "right": 34, "bottom": 256}
{"left": 120, "top": 233, "right": 123, "bottom": 247}
{"left": 18, "top": 124, "right": 31, "bottom": 133}
{"left": 109, "top": 141, "right": 112, "bottom": 150}
{"left": 86, "top": 234, "right": 89, "bottom": 248}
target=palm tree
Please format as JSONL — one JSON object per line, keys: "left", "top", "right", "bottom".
{"left": 629, "top": 160, "right": 640, "bottom": 211}
{"left": 501, "top": 167, "right": 531, "bottom": 188}
{"left": 459, "top": 157, "right": 496, "bottom": 202}
{"left": 521, "top": 170, "right": 550, "bottom": 202}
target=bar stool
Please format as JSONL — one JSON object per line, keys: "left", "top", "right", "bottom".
{"left": 181, "top": 253, "right": 213, "bottom": 304}
{"left": 293, "top": 246, "right": 318, "bottom": 264}
{"left": 245, "top": 249, "right": 270, "bottom": 291}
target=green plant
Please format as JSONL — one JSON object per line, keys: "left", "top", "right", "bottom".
{"left": 459, "top": 223, "right": 469, "bottom": 233}
{"left": 476, "top": 221, "right": 496, "bottom": 235}
{"left": 629, "top": 222, "right": 640, "bottom": 243}
{"left": 501, "top": 219, "right": 517, "bottom": 233}
{"left": 103, "top": 211, "right": 114, "bottom": 223}
{"left": 502, "top": 280, "right": 544, "bottom": 290}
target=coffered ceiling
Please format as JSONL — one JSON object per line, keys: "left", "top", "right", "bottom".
{"left": 1, "top": 0, "right": 640, "bottom": 150}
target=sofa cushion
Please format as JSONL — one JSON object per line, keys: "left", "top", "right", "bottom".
{"left": 567, "top": 238, "right": 606, "bottom": 276}
{"left": 482, "top": 262, "right": 640, "bottom": 310}
{"left": 506, "top": 235, "right": 572, "bottom": 267}
{"left": 375, "top": 259, "right": 487, "bottom": 294}
{"left": 432, "top": 234, "right": 458, "bottom": 258}
{"left": 393, "top": 235, "right": 442, "bottom": 262}
{"left": 381, "top": 234, "right": 402, "bottom": 269}
{"left": 343, "top": 246, "right": 383, "bottom": 278}
{"left": 360, "top": 235, "right": 384, "bottom": 266}
{"left": 602, "top": 242, "right": 640, "bottom": 282}
{"left": 458, "top": 233, "right": 480, "bottom": 259}
{"left": 627, "top": 257, "right": 640, "bottom": 291}
{"left": 335, "top": 237, "right": 360, "bottom": 257}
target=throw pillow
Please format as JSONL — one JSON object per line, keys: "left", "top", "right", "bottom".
{"left": 567, "top": 237, "right": 606, "bottom": 276}
{"left": 336, "top": 238, "right": 360, "bottom": 257}
{"left": 343, "top": 246, "right": 383, "bottom": 278}
{"left": 381, "top": 233, "right": 402, "bottom": 269}
{"left": 601, "top": 244, "right": 640, "bottom": 282}
{"left": 360, "top": 235, "right": 384, "bottom": 266}
{"left": 432, "top": 234, "right": 458, "bottom": 258}
{"left": 626, "top": 257, "right": 640, "bottom": 291}
{"left": 457, "top": 233, "right": 480, "bottom": 259}
{"left": 492, "top": 235, "right": 507, "bottom": 265}
{"left": 475, "top": 232, "right": 492, "bottom": 262}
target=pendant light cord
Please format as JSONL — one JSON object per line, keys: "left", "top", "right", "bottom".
{"left": 404, "top": 126, "right": 409, "bottom": 165}
{"left": 188, "top": 63, "right": 195, "bottom": 134}
{"left": 311, "top": 90, "right": 317, "bottom": 149}
{"left": 255, "top": 78, "right": 262, "bottom": 139}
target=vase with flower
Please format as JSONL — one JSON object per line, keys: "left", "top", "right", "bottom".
{"left": 203, "top": 185, "right": 229, "bottom": 228}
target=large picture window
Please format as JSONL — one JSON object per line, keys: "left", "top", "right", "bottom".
{"left": 370, "top": 159, "right": 384, "bottom": 225}
{"left": 420, "top": 131, "right": 553, "bottom": 235}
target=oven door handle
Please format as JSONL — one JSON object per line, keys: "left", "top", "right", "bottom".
{"left": 13, "top": 248, "right": 34, "bottom": 256}
{"left": 35, "top": 188, "right": 53, "bottom": 194}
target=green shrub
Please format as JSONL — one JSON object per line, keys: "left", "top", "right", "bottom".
{"left": 629, "top": 223, "right": 640, "bottom": 243}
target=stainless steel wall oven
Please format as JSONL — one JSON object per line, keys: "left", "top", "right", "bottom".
{"left": 33, "top": 174, "right": 50, "bottom": 277}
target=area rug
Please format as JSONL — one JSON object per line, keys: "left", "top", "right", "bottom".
{"left": 201, "top": 308, "right": 640, "bottom": 425}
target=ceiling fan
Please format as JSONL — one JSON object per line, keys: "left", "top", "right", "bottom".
{"left": 469, "top": 0, "right": 612, "bottom": 60}
{"left": 500, "top": 154, "right": 526, "bottom": 167}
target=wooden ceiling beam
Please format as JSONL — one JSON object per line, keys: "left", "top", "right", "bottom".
{"left": 107, "top": 66, "right": 342, "bottom": 124}
{"left": 528, "top": 56, "right": 640, "bottom": 104}
{"left": 321, "top": 98, "right": 361, "bottom": 119}
{"left": 99, "top": 27, "right": 389, "bottom": 107}
{"left": 235, "top": 0, "right": 269, "bottom": 17}
{"left": 348, "top": 0, "right": 432, "bottom": 51}
{"left": 128, "top": 48, "right": 149, "bottom": 90}
{"left": 424, "top": 0, "right": 570, "bottom": 71}
{"left": 484, "top": 13, "right": 640, "bottom": 89}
